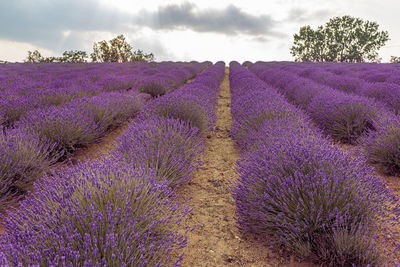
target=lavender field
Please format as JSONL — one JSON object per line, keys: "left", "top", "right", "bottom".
{"left": 1, "top": 61, "right": 400, "bottom": 266}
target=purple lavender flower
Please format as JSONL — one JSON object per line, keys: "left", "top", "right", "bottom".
{"left": 0, "top": 127, "right": 60, "bottom": 209}
{"left": 0, "top": 159, "right": 190, "bottom": 266}
{"left": 18, "top": 105, "right": 105, "bottom": 156}
{"left": 230, "top": 62, "right": 400, "bottom": 265}
{"left": 115, "top": 117, "right": 205, "bottom": 188}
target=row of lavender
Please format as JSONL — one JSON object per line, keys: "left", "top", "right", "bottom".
{"left": 0, "top": 62, "right": 225, "bottom": 265}
{"left": 0, "top": 62, "right": 209, "bottom": 211}
{"left": 229, "top": 62, "right": 399, "bottom": 265}
{"left": 265, "top": 61, "right": 400, "bottom": 85}
{"left": 0, "top": 62, "right": 204, "bottom": 95}
{"left": 259, "top": 61, "right": 400, "bottom": 114}
{"left": 247, "top": 62, "right": 400, "bottom": 176}
{"left": 318, "top": 62, "right": 400, "bottom": 85}
{"left": 1, "top": 62, "right": 208, "bottom": 128}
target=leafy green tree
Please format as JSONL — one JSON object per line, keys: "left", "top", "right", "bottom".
{"left": 41, "top": 56, "right": 58, "bottom": 63}
{"left": 25, "top": 50, "right": 58, "bottom": 62}
{"left": 25, "top": 50, "right": 45, "bottom": 63}
{"left": 25, "top": 50, "right": 88, "bottom": 63}
{"left": 132, "top": 49, "right": 155, "bottom": 62}
{"left": 291, "top": 16, "right": 389, "bottom": 62}
{"left": 391, "top": 56, "right": 400, "bottom": 63}
{"left": 60, "top": 50, "right": 88, "bottom": 62}
{"left": 91, "top": 34, "right": 155, "bottom": 62}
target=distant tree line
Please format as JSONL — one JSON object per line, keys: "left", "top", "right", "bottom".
{"left": 24, "top": 34, "right": 154, "bottom": 63}
{"left": 25, "top": 50, "right": 88, "bottom": 63}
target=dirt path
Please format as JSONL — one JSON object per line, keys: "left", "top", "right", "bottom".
{"left": 72, "top": 118, "right": 133, "bottom": 163}
{"left": 180, "top": 68, "right": 296, "bottom": 267}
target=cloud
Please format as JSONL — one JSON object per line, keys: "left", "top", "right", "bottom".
{"left": 0, "top": 1, "right": 284, "bottom": 51}
{"left": 135, "top": 2, "right": 280, "bottom": 36}
{"left": 127, "top": 34, "right": 177, "bottom": 61}
{"left": 286, "top": 8, "right": 333, "bottom": 23}
{"left": 0, "top": 0, "right": 133, "bottom": 52}
{"left": 0, "top": 0, "right": 286, "bottom": 61}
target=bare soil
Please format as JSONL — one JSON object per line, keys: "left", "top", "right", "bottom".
{"left": 179, "top": 68, "right": 312, "bottom": 267}
{"left": 72, "top": 119, "right": 133, "bottom": 162}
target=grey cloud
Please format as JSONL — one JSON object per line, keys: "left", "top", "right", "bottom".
{"left": 128, "top": 35, "right": 177, "bottom": 61}
{"left": 286, "top": 8, "right": 333, "bottom": 23}
{"left": 0, "top": 0, "right": 286, "bottom": 56}
{"left": 251, "top": 36, "right": 272, "bottom": 43}
{"left": 135, "top": 2, "right": 280, "bottom": 36}
{"left": 0, "top": 0, "right": 132, "bottom": 52}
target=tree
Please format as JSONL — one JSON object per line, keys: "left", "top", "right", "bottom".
{"left": 25, "top": 50, "right": 88, "bottom": 63}
{"left": 391, "top": 56, "right": 400, "bottom": 63}
{"left": 291, "top": 16, "right": 389, "bottom": 62}
{"left": 59, "top": 50, "right": 88, "bottom": 62}
{"left": 91, "top": 34, "right": 155, "bottom": 62}
{"left": 132, "top": 49, "right": 155, "bottom": 62}
{"left": 25, "top": 50, "right": 45, "bottom": 63}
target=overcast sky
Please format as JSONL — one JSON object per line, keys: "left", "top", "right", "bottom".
{"left": 0, "top": 0, "right": 399, "bottom": 62}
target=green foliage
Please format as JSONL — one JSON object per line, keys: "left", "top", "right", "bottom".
{"left": 291, "top": 16, "right": 389, "bottom": 62}
{"left": 132, "top": 49, "right": 155, "bottom": 62}
{"left": 59, "top": 50, "right": 88, "bottom": 62}
{"left": 391, "top": 56, "right": 400, "bottom": 63}
{"left": 25, "top": 50, "right": 88, "bottom": 63}
{"left": 91, "top": 34, "right": 155, "bottom": 62}
{"left": 25, "top": 50, "right": 45, "bottom": 63}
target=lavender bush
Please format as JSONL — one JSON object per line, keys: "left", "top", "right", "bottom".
{"left": 136, "top": 76, "right": 172, "bottom": 97}
{"left": 139, "top": 63, "right": 224, "bottom": 133}
{"left": 68, "top": 92, "right": 146, "bottom": 131}
{"left": 233, "top": 133, "right": 391, "bottom": 265}
{"left": 0, "top": 128, "right": 60, "bottom": 208}
{"left": 19, "top": 105, "right": 105, "bottom": 156}
{"left": 307, "top": 91, "right": 378, "bottom": 144}
{"left": 144, "top": 94, "right": 212, "bottom": 132}
{"left": 0, "top": 159, "right": 190, "bottom": 266}
{"left": 362, "top": 118, "right": 400, "bottom": 175}
{"left": 230, "top": 62, "right": 400, "bottom": 265}
{"left": 101, "top": 76, "right": 135, "bottom": 91}
{"left": 362, "top": 82, "right": 400, "bottom": 114}
{"left": 114, "top": 118, "right": 205, "bottom": 188}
